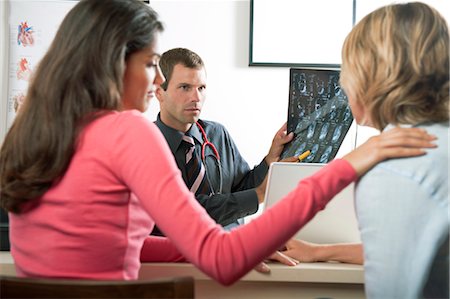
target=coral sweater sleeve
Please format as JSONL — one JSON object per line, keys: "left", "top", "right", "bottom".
{"left": 140, "top": 236, "right": 185, "bottom": 262}
{"left": 113, "top": 112, "right": 356, "bottom": 285}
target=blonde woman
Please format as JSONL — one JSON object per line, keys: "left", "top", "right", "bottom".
{"left": 340, "top": 2, "right": 449, "bottom": 298}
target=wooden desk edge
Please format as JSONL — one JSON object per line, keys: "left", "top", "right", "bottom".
{"left": 0, "top": 252, "right": 364, "bottom": 284}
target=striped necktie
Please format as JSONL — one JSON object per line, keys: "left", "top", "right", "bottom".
{"left": 182, "top": 134, "right": 211, "bottom": 195}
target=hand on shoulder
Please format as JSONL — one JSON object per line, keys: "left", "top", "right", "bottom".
{"left": 343, "top": 127, "right": 437, "bottom": 177}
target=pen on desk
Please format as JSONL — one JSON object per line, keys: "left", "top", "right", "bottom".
{"left": 297, "top": 150, "right": 311, "bottom": 162}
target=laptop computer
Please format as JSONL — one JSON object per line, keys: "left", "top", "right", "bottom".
{"left": 262, "top": 162, "right": 360, "bottom": 244}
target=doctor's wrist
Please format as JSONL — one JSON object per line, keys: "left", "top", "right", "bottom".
{"left": 255, "top": 184, "right": 266, "bottom": 204}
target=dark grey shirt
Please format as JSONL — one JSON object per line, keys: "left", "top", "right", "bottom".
{"left": 155, "top": 114, "right": 268, "bottom": 227}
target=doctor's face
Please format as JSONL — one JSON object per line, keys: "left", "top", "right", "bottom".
{"left": 157, "top": 64, "right": 207, "bottom": 132}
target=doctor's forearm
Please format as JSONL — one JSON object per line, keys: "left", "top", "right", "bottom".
{"left": 315, "top": 243, "right": 364, "bottom": 265}
{"left": 196, "top": 192, "right": 258, "bottom": 226}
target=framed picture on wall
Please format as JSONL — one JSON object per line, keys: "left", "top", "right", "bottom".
{"left": 249, "top": 0, "right": 449, "bottom": 68}
{"left": 249, "top": 0, "right": 354, "bottom": 68}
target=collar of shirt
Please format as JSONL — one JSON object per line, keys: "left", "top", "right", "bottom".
{"left": 155, "top": 113, "right": 204, "bottom": 152}
{"left": 383, "top": 123, "right": 413, "bottom": 133}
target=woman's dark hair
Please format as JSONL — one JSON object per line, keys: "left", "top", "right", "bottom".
{"left": 0, "top": 0, "right": 163, "bottom": 213}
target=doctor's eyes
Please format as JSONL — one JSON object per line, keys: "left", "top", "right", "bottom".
{"left": 179, "top": 85, "right": 206, "bottom": 92}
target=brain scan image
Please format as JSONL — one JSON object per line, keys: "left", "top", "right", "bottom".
{"left": 329, "top": 102, "right": 337, "bottom": 119}
{"left": 315, "top": 108, "right": 322, "bottom": 118}
{"left": 332, "top": 124, "right": 343, "bottom": 143}
{"left": 297, "top": 106, "right": 305, "bottom": 118}
{"left": 307, "top": 123, "right": 316, "bottom": 139}
{"left": 319, "top": 146, "right": 333, "bottom": 163}
{"left": 329, "top": 110, "right": 337, "bottom": 120}
{"left": 305, "top": 155, "right": 314, "bottom": 162}
{"left": 334, "top": 82, "right": 342, "bottom": 96}
{"left": 281, "top": 69, "right": 354, "bottom": 163}
{"left": 298, "top": 74, "right": 307, "bottom": 94}
{"left": 319, "top": 123, "right": 329, "bottom": 140}
{"left": 304, "top": 143, "right": 319, "bottom": 162}
{"left": 343, "top": 106, "right": 352, "bottom": 122}
{"left": 316, "top": 80, "right": 325, "bottom": 95}
{"left": 294, "top": 142, "right": 307, "bottom": 156}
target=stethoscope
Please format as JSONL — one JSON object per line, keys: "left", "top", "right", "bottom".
{"left": 195, "top": 122, "right": 223, "bottom": 194}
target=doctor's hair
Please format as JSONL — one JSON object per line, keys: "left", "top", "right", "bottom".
{"left": 159, "top": 48, "right": 205, "bottom": 90}
{"left": 0, "top": 0, "right": 163, "bottom": 213}
{"left": 340, "top": 2, "right": 449, "bottom": 131}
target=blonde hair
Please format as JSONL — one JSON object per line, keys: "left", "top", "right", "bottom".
{"left": 341, "top": 2, "right": 449, "bottom": 130}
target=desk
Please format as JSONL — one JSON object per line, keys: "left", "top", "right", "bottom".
{"left": 0, "top": 252, "right": 365, "bottom": 298}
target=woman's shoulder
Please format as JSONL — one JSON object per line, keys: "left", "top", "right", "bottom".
{"left": 102, "top": 109, "right": 148, "bottom": 123}
{"left": 82, "top": 110, "right": 159, "bottom": 144}
{"left": 362, "top": 122, "right": 448, "bottom": 192}
{"left": 91, "top": 110, "right": 154, "bottom": 130}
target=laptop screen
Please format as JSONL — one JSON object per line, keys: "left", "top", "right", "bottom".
{"left": 281, "top": 68, "right": 354, "bottom": 162}
{"left": 263, "top": 162, "right": 360, "bottom": 244}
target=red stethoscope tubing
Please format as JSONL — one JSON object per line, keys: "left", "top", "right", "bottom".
{"left": 196, "top": 122, "right": 220, "bottom": 162}
{"left": 195, "top": 122, "right": 222, "bottom": 194}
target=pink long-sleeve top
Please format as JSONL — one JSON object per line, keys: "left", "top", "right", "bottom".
{"left": 9, "top": 110, "right": 356, "bottom": 285}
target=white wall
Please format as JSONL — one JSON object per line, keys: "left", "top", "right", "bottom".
{"left": 0, "top": 0, "right": 374, "bottom": 161}
{"left": 148, "top": 0, "right": 363, "bottom": 166}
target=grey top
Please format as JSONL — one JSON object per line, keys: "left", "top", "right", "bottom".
{"left": 356, "top": 122, "right": 449, "bottom": 298}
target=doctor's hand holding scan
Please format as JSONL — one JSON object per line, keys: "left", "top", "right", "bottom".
{"left": 256, "top": 122, "right": 298, "bottom": 205}
{"left": 0, "top": 0, "right": 437, "bottom": 286}
{"left": 264, "top": 122, "right": 296, "bottom": 166}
